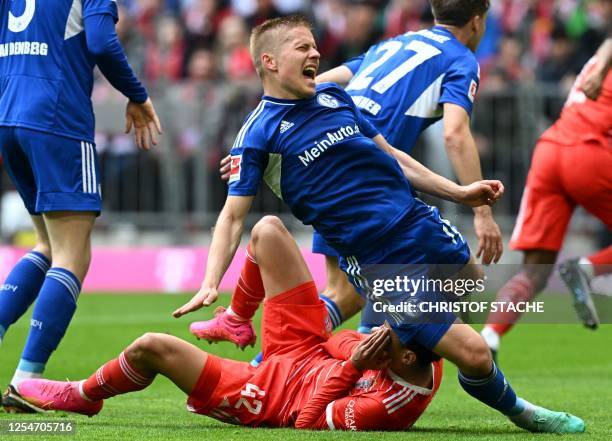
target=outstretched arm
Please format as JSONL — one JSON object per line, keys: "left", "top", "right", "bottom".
{"left": 443, "top": 103, "right": 503, "bottom": 264}
{"left": 173, "top": 195, "right": 254, "bottom": 317}
{"left": 372, "top": 134, "right": 504, "bottom": 208}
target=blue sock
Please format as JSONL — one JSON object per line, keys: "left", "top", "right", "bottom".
{"left": 319, "top": 293, "right": 343, "bottom": 329}
{"left": 458, "top": 362, "right": 518, "bottom": 415}
{"left": 250, "top": 352, "right": 263, "bottom": 368}
{"left": 12, "top": 268, "right": 80, "bottom": 384}
{"left": 0, "top": 251, "right": 50, "bottom": 342}
{"left": 250, "top": 293, "right": 343, "bottom": 367}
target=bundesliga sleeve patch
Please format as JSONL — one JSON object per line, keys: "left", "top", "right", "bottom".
{"left": 468, "top": 79, "right": 478, "bottom": 103}
{"left": 229, "top": 155, "right": 242, "bottom": 183}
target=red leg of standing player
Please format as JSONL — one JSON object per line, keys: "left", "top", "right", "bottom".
{"left": 189, "top": 216, "right": 312, "bottom": 347}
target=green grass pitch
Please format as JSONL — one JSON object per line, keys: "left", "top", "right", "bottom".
{"left": 0, "top": 293, "right": 610, "bottom": 441}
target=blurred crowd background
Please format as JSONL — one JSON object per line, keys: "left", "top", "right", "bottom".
{"left": 114, "top": 0, "right": 610, "bottom": 88}
{"left": 1, "top": 0, "right": 611, "bottom": 245}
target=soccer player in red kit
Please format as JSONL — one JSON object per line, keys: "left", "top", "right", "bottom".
{"left": 13, "top": 216, "right": 442, "bottom": 431}
{"left": 481, "top": 38, "right": 612, "bottom": 355}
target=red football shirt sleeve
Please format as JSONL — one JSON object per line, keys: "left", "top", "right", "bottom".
{"left": 324, "top": 395, "right": 390, "bottom": 431}
{"left": 294, "top": 360, "right": 362, "bottom": 429}
{"left": 322, "top": 330, "right": 364, "bottom": 361}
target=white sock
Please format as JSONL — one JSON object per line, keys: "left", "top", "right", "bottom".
{"left": 78, "top": 380, "right": 94, "bottom": 402}
{"left": 225, "top": 306, "right": 248, "bottom": 322}
{"left": 578, "top": 257, "right": 595, "bottom": 280}
{"left": 11, "top": 370, "right": 43, "bottom": 388}
{"left": 508, "top": 398, "right": 538, "bottom": 426}
{"left": 480, "top": 326, "right": 500, "bottom": 352}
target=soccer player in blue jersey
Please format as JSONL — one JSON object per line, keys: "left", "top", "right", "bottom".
{"left": 216, "top": 0, "right": 503, "bottom": 341}
{"left": 314, "top": 0, "right": 502, "bottom": 331}
{"left": 175, "top": 15, "right": 584, "bottom": 433}
{"left": 0, "top": 0, "right": 161, "bottom": 411}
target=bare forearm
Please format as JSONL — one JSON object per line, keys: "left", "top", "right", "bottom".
{"left": 595, "top": 38, "right": 612, "bottom": 73}
{"left": 316, "top": 65, "right": 354, "bottom": 87}
{"left": 202, "top": 211, "right": 244, "bottom": 289}
{"left": 445, "top": 131, "right": 492, "bottom": 216}
{"left": 388, "top": 144, "right": 463, "bottom": 202}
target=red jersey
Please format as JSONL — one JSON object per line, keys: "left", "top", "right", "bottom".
{"left": 192, "top": 330, "right": 442, "bottom": 431}
{"left": 541, "top": 56, "right": 612, "bottom": 146}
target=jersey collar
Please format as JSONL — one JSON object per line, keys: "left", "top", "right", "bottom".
{"left": 261, "top": 94, "right": 314, "bottom": 105}
{"left": 386, "top": 364, "right": 435, "bottom": 395}
{"left": 431, "top": 25, "right": 457, "bottom": 41}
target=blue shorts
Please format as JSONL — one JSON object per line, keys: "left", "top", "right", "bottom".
{"left": 312, "top": 229, "right": 339, "bottom": 257}
{"left": 338, "top": 199, "right": 470, "bottom": 350}
{"left": 0, "top": 127, "right": 102, "bottom": 214}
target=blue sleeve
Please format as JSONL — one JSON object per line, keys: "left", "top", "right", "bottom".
{"left": 439, "top": 56, "right": 480, "bottom": 116}
{"left": 354, "top": 106, "right": 380, "bottom": 138}
{"left": 84, "top": 13, "right": 148, "bottom": 103}
{"left": 343, "top": 53, "right": 365, "bottom": 74}
{"left": 228, "top": 122, "right": 268, "bottom": 196}
{"left": 83, "top": 0, "right": 119, "bottom": 22}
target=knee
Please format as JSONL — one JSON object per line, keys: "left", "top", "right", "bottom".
{"left": 127, "top": 333, "right": 166, "bottom": 364}
{"left": 457, "top": 334, "right": 493, "bottom": 375}
{"left": 251, "top": 216, "right": 287, "bottom": 245}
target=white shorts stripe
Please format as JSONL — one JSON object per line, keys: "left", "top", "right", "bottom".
{"left": 87, "top": 142, "right": 94, "bottom": 194}
{"left": 511, "top": 186, "right": 530, "bottom": 243}
{"left": 325, "top": 401, "right": 336, "bottom": 430}
{"left": 81, "top": 141, "right": 87, "bottom": 193}
{"left": 88, "top": 143, "right": 97, "bottom": 195}
{"left": 85, "top": 141, "right": 92, "bottom": 193}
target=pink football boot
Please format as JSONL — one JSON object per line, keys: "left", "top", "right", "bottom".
{"left": 17, "top": 379, "right": 102, "bottom": 417}
{"left": 189, "top": 306, "right": 256, "bottom": 350}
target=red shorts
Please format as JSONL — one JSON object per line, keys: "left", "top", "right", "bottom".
{"left": 186, "top": 281, "right": 332, "bottom": 425}
{"left": 510, "top": 137, "right": 612, "bottom": 252}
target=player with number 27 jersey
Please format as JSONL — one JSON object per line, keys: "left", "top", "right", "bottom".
{"left": 344, "top": 26, "right": 480, "bottom": 152}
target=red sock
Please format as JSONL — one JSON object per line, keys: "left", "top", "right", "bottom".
{"left": 229, "top": 244, "right": 265, "bottom": 321}
{"left": 587, "top": 246, "right": 612, "bottom": 277}
{"left": 486, "top": 271, "right": 536, "bottom": 336}
{"left": 82, "top": 351, "right": 154, "bottom": 401}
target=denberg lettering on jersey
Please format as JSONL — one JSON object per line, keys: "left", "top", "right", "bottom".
{"left": 298, "top": 124, "right": 361, "bottom": 167}
{"left": 351, "top": 95, "right": 382, "bottom": 115}
{"left": 0, "top": 41, "right": 48, "bottom": 58}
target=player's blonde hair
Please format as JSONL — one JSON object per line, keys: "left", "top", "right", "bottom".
{"left": 249, "top": 15, "right": 313, "bottom": 79}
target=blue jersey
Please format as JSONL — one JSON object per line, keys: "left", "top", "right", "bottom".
{"left": 0, "top": 0, "right": 118, "bottom": 142}
{"left": 343, "top": 26, "right": 480, "bottom": 152}
{"left": 228, "top": 83, "right": 417, "bottom": 256}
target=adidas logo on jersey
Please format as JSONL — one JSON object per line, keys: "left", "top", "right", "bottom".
{"left": 280, "top": 120, "right": 294, "bottom": 133}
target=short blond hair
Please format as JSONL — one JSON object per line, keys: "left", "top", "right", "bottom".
{"left": 249, "top": 15, "right": 313, "bottom": 78}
